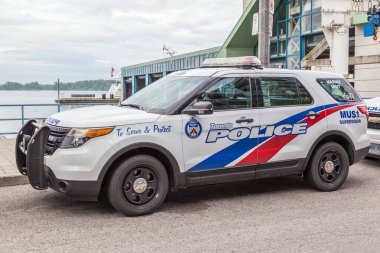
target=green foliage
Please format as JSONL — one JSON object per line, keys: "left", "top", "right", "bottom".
{"left": 0, "top": 80, "right": 114, "bottom": 91}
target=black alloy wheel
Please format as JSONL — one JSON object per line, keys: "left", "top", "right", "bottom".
{"left": 107, "top": 155, "right": 169, "bottom": 216}
{"left": 304, "top": 142, "right": 350, "bottom": 192}
{"left": 123, "top": 167, "right": 158, "bottom": 205}
{"left": 318, "top": 151, "right": 343, "bottom": 183}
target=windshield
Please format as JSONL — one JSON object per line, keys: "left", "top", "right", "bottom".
{"left": 122, "top": 76, "right": 207, "bottom": 113}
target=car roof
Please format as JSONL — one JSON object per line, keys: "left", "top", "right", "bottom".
{"left": 168, "top": 67, "right": 345, "bottom": 79}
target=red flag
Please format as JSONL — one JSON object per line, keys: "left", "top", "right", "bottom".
{"left": 111, "top": 67, "right": 115, "bottom": 77}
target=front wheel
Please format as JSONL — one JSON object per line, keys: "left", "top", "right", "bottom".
{"left": 304, "top": 142, "right": 349, "bottom": 192}
{"left": 107, "top": 155, "right": 169, "bottom": 216}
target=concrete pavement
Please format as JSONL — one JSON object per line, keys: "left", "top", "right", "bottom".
{"left": 1, "top": 159, "right": 380, "bottom": 252}
{"left": 0, "top": 137, "right": 28, "bottom": 187}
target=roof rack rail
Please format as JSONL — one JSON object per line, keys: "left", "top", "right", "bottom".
{"left": 202, "top": 56, "right": 262, "bottom": 69}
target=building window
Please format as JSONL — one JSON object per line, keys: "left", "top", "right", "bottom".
{"left": 302, "top": 0, "right": 312, "bottom": 15}
{"left": 270, "top": 58, "right": 286, "bottom": 68}
{"left": 288, "top": 37, "right": 300, "bottom": 55}
{"left": 312, "top": 0, "right": 322, "bottom": 12}
{"left": 288, "top": 0, "right": 301, "bottom": 18}
{"left": 312, "top": 12, "right": 322, "bottom": 32}
{"left": 270, "top": 43, "right": 277, "bottom": 57}
{"left": 288, "top": 18, "right": 300, "bottom": 36}
{"left": 305, "top": 34, "right": 329, "bottom": 59}
{"left": 270, "top": 0, "right": 323, "bottom": 69}
{"left": 301, "top": 15, "right": 311, "bottom": 34}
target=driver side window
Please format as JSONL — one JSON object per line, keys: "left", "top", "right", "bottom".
{"left": 198, "top": 77, "right": 252, "bottom": 111}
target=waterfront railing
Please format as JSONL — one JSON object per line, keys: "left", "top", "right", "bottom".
{"left": 0, "top": 103, "right": 115, "bottom": 135}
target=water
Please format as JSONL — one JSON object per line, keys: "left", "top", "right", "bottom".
{"left": 0, "top": 90, "right": 109, "bottom": 135}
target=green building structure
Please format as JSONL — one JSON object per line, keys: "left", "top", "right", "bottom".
{"left": 121, "top": 0, "right": 329, "bottom": 99}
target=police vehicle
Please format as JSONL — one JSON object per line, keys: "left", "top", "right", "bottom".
{"left": 365, "top": 97, "right": 380, "bottom": 157}
{"left": 16, "top": 57, "right": 370, "bottom": 216}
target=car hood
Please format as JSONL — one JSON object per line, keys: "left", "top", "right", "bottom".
{"left": 45, "top": 105, "right": 161, "bottom": 128}
{"left": 365, "top": 97, "right": 380, "bottom": 113}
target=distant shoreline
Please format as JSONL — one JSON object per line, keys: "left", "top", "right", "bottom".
{"left": 0, "top": 89, "right": 110, "bottom": 91}
{"left": 0, "top": 80, "right": 114, "bottom": 91}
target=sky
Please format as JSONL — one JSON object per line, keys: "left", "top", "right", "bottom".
{"left": 0, "top": 0, "right": 243, "bottom": 84}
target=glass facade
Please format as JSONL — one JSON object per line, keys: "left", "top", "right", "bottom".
{"left": 270, "top": 0, "right": 323, "bottom": 69}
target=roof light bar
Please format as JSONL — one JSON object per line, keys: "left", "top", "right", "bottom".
{"left": 202, "top": 56, "right": 262, "bottom": 69}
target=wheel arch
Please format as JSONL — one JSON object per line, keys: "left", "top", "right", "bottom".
{"left": 98, "top": 143, "right": 185, "bottom": 192}
{"left": 303, "top": 130, "right": 356, "bottom": 171}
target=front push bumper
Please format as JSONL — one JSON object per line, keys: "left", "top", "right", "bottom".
{"left": 16, "top": 120, "right": 50, "bottom": 190}
{"left": 15, "top": 120, "right": 100, "bottom": 201}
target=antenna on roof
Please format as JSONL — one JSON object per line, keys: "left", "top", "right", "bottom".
{"left": 162, "top": 45, "right": 177, "bottom": 57}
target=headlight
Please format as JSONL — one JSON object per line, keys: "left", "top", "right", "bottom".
{"left": 61, "top": 127, "right": 114, "bottom": 149}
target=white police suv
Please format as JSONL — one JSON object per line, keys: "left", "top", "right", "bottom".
{"left": 16, "top": 57, "right": 370, "bottom": 216}
{"left": 365, "top": 97, "right": 380, "bottom": 157}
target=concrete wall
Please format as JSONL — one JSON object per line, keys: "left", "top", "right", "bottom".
{"left": 354, "top": 25, "right": 380, "bottom": 98}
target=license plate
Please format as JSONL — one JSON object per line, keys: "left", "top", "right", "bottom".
{"left": 369, "top": 144, "right": 380, "bottom": 154}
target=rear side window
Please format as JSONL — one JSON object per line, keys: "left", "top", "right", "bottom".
{"left": 257, "top": 77, "right": 313, "bottom": 107}
{"left": 316, "top": 79, "right": 361, "bottom": 102}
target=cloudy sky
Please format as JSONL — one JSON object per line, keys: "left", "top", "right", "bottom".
{"left": 0, "top": 0, "right": 243, "bottom": 84}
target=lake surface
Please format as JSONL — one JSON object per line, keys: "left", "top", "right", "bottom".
{"left": 0, "top": 90, "right": 109, "bottom": 135}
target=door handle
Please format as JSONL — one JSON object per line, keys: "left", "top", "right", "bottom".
{"left": 236, "top": 117, "right": 254, "bottom": 124}
{"left": 306, "top": 112, "right": 320, "bottom": 118}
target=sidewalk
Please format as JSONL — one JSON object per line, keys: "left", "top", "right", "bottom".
{"left": 0, "top": 137, "right": 28, "bottom": 186}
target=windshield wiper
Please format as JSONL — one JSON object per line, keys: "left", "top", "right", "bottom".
{"left": 121, "top": 104, "right": 144, "bottom": 110}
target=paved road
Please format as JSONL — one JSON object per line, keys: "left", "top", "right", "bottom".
{"left": 1, "top": 159, "right": 380, "bottom": 252}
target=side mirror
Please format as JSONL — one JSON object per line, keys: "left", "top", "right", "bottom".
{"left": 183, "top": 101, "right": 213, "bottom": 115}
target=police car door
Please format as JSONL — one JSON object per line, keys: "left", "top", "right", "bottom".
{"left": 240, "top": 75, "right": 327, "bottom": 175}
{"left": 182, "top": 76, "right": 260, "bottom": 173}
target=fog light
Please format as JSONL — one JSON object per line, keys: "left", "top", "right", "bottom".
{"left": 58, "top": 181, "right": 68, "bottom": 193}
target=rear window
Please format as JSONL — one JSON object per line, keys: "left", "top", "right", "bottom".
{"left": 316, "top": 79, "right": 361, "bottom": 102}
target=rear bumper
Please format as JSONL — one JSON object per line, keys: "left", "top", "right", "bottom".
{"left": 15, "top": 120, "right": 100, "bottom": 201}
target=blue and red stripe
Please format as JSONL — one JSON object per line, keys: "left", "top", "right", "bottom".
{"left": 188, "top": 103, "right": 358, "bottom": 172}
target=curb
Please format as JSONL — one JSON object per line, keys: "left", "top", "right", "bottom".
{"left": 0, "top": 174, "right": 28, "bottom": 187}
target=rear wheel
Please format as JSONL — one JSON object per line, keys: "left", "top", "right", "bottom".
{"left": 304, "top": 142, "right": 349, "bottom": 191}
{"left": 107, "top": 155, "right": 169, "bottom": 216}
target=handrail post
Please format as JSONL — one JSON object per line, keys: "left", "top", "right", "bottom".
{"left": 58, "top": 103, "right": 61, "bottom": 112}
{"left": 21, "top": 105, "right": 25, "bottom": 126}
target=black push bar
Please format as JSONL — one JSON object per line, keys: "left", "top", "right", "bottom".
{"left": 15, "top": 120, "right": 50, "bottom": 190}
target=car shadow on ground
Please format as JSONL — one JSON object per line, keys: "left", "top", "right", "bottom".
{"left": 38, "top": 175, "right": 312, "bottom": 217}
{"left": 37, "top": 162, "right": 372, "bottom": 217}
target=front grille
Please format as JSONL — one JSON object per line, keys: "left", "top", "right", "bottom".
{"left": 368, "top": 122, "right": 380, "bottom": 130}
{"left": 369, "top": 113, "right": 380, "bottom": 117}
{"left": 368, "top": 113, "right": 380, "bottom": 130}
{"left": 45, "top": 125, "right": 71, "bottom": 155}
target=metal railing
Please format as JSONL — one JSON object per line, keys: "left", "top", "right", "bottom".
{"left": 0, "top": 103, "right": 115, "bottom": 135}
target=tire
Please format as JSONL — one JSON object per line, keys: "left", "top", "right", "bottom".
{"left": 304, "top": 142, "right": 349, "bottom": 192}
{"left": 107, "top": 155, "right": 169, "bottom": 216}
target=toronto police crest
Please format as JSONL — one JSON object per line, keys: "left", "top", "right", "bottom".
{"left": 185, "top": 117, "right": 202, "bottom": 139}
